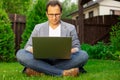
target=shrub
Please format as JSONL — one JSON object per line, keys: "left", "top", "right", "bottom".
{"left": 109, "top": 17, "right": 120, "bottom": 60}
{"left": 0, "top": 9, "right": 15, "bottom": 62}
{"left": 21, "top": 0, "right": 48, "bottom": 48}
{"left": 81, "top": 42, "right": 106, "bottom": 59}
{"left": 81, "top": 42, "right": 115, "bottom": 60}
{"left": 110, "top": 18, "right": 120, "bottom": 51}
{"left": 113, "top": 51, "right": 120, "bottom": 60}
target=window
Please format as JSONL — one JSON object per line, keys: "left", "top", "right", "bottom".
{"left": 110, "top": 10, "right": 120, "bottom": 15}
{"left": 89, "top": 11, "right": 94, "bottom": 18}
{"left": 83, "top": 14, "right": 85, "bottom": 19}
{"left": 110, "top": 10, "right": 114, "bottom": 15}
{"left": 76, "top": 16, "right": 79, "bottom": 20}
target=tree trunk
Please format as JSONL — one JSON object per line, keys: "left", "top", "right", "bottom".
{"left": 78, "top": 0, "right": 84, "bottom": 43}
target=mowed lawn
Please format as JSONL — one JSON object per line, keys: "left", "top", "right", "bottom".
{"left": 0, "top": 59, "right": 120, "bottom": 80}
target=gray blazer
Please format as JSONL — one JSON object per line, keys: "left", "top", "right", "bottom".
{"left": 24, "top": 21, "right": 80, "bottom": 50}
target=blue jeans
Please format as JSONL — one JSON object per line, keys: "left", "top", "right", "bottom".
{"left": 16, "top": 49, "right": 88, "bottom": 76}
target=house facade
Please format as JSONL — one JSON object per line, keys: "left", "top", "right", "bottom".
{"left": 70, "top": 0, "right": 120, "bottom": 19}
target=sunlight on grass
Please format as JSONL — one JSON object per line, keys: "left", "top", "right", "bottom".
{"left": 0, "top": 60, "right": 120, "bottom": 80}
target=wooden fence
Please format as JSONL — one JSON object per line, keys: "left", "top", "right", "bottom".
{"left": 83, "top": 15, "right": 119, "bottom": 44}
{"left": 9, "top": 14, "right": 26, "bottom": 52}
{"left": 8, "top": 14, "right": 119, "bottom": 52}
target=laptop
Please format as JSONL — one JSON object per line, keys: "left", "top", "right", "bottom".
{"left": 32, "top": 37, "right": 72, "bottom": 59}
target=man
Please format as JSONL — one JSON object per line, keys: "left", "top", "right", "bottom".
{"left": 16, "top": 0, "right": 88, "bottom": 77}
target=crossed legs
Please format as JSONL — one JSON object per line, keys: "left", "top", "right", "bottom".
{"left": 16, "top": 49, "right": 88, "bottom": 76}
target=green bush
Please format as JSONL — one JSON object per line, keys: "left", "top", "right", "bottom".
{"left": 109, "top": 17, "right": 120, "bottom": 60}
{"left": 113, "top": 51, "right": 120, "bottom": 60}
{"left": 81, "top": 42, "right": 115, "bottom": 60}
{"left": 110, "top": 19, "right": 120, "bottom": 51}
{"left": 21, "top": 0, "right": 48, "bottom": 48}
{"left": 0, "top": 9, "right": 15, "bottom": 62}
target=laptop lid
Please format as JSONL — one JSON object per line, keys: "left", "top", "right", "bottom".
{"left": 32, "top": 37, "right": 72, "bottom": 59}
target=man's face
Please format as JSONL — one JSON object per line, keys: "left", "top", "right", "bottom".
{"left": 46, "top": 5, "right": 61, "bottom": 26}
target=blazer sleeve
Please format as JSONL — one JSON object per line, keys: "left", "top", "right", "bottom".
{"left": 70, "top": 26, "right": 81, "bottom": 50}
{"left": 24, "top": 25, "right": 39, "bottom": 49}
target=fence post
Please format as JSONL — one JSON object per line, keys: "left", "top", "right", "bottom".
{"left": 78, "top": 0, "right": 84, "bottom": 43}
{"left": 9, "top": 14, "right": 26, "bottom": 53}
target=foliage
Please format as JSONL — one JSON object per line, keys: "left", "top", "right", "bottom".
{"left": 20, "top": 0, "right": 48, "bottom": 48}
{"left": 113, "top": 51, "right": 120, "bottom": 60}
{"left": 0, "top": 1, "right": 2, "bottom": 9}
{"left": 109, "top": 17, "right": 120, "bottom": 60}
{"left": 61, "top": 0, "right": 78, "bottom": 19}
{"left": 1, "top": 0, "right": 33, "bottom": 15}
{"left": 81, "top": 42, "right": 118, "bottom": 60}
{"left": 81, "top": 42, "right": 105, "bottom": 59}
{"left": 0, "top": 9, "right": 15, "bottom": 62}
{"left": 110, "top": 18, "right": 120, "bottom": 51}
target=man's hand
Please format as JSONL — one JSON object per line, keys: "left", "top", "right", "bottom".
{"left": 71, "top": 48, "right": 79, "bottom": 54}
{"left": 29, "top": 47, "right": 33, "bottom": 53}
{"left": 26, "top": 46, "right": 33, "bottom": 54}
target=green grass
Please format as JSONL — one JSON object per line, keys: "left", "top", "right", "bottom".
{"left": 0, "top": 59, "right": 120, "bottom": 80}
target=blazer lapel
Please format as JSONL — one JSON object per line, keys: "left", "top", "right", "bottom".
{"left": 42, "top": 21, "right": 49, "bottom": 36}
{"left": 42, "top": 21, "right": 67, "bottom": 37}
{"left": 61, "top": 21, "right": 67, "bottom": 37}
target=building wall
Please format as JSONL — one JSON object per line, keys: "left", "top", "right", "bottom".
{"left": 100, "top": 0, "right": 120, "bottom": 7}
{"left": 99, "top": 0, "right": 120, "bottom": 15}
{"left": 71, "top": 0, "right": 120, "bottom": 19}
{"left": 84, "top": 0, "right": 120, "bottom": 18}
{"left": 84, "top": 4, "right": 99, "bottom": 18}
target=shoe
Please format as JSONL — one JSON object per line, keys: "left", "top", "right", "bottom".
{"left": 23, "top": 67, "right": 44, "bottom": 76}
{"left": 63, "top": 68, "right": 79, "bottom": 77}
{"left": 22, "top": 67, "right": 27, "bottom": 73}
{"left": 79, "top": 67, "right": 87, "bottom": 73}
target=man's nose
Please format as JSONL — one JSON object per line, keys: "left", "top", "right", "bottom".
{"left": 52, "top": 15, "right": 56, "bottom": 19}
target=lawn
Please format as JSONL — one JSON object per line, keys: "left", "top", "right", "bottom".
{"left": 0, "top": 59, "right": 120, "bottom": 80}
